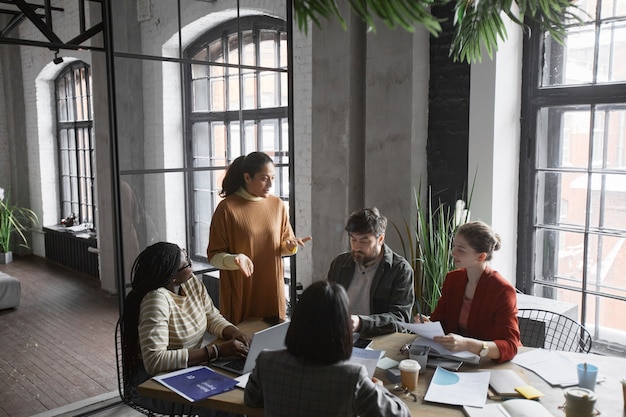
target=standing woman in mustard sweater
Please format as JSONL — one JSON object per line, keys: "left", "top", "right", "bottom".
{"left": 207, "top": 152, "right": 311, "bottom": 324}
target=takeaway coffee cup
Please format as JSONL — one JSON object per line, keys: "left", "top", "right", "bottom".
{"left": 577, "top": 363, "right": 598, "bottom": 391}
{"left": 563, "top": 387, "right": 597, "bottom": 417}
{"left": 398, "top": 359, "right": 420, "bottom": 392}
{"left": 409, "top": 345, "right": 430, "bottom": 374}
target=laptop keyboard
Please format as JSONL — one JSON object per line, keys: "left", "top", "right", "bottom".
{"left": 226, "top": 358, "right": 245, "bottom": 372}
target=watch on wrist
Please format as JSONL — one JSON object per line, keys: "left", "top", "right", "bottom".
{"left": 479, "top": 342, "right": 489, "bottom": 358}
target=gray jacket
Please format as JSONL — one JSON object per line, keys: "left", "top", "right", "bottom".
{"left": 245, "top": 349, "right": 411, "bottom": 417}
{"left": 327, "top": 244, "right": 414, "bottom": 335}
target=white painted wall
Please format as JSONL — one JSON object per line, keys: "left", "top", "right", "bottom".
{"left": 468, "top": 16, "right": 523, "bottom": 283}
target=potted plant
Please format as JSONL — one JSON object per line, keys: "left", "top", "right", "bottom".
{"left": 0, "top": 187, "right": 38, "bottom": 264}
{"left": 393, "top": 183, "right": 472, "bottom": 315}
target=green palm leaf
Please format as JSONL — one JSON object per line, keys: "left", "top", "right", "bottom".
{"left": 292, "top": 0, "right": 583, "bottom": 64}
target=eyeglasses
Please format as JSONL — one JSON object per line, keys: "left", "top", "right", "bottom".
{"left": 177, "top": 254, "right": 192, "bottom": 272}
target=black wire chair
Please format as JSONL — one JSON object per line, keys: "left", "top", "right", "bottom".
{"left": 115, "top": 318, "right": 167, "bottom": 417}
{"left": 518, "top": 309, "right": 593, "bottom": 353}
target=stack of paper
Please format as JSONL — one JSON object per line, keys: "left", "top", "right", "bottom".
{"left": 512, "top": 349, "right": 578, "bottom": 387}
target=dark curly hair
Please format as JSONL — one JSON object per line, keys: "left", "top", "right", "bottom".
{"left": 345, "top": 207, "right": 387, "bottom": 237}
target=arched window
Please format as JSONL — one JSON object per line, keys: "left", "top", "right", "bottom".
{"left": 184, "top": 16, "right": 288, "bottom": 260}
{"left": 55, "top": 62, "right": 95, "bottom": 226}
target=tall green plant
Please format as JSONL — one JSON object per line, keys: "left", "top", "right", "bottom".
{"left": 393, "top": 184, "right": 472, "bottom": 315}
{"left": 0, "top": 188, "right": 38, "bottom": 253}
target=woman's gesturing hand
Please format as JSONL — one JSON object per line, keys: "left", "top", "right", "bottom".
{"left": 234, "top": 254, "right": 254, "bottom": 277}
{"left": 284, "top": 236, "right": 312, "bottom": 252}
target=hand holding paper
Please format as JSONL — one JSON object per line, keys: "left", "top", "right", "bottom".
{"left": 399, "top": 322, "right": 480, "bottom": 363}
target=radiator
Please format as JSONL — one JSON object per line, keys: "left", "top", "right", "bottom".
{"left": 43, "top": 226, "right": 99, "bottom": 279}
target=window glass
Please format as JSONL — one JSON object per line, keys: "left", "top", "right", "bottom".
{"left": 185, "top": 16, "right": 288, "bottom": 262}
{"left": 55, "top": 64, "right": 95, "bottom": 226}
{"left": 542, "top": 9, "right": 626, "bottom": 87}
{"left": 522, "top": 0, "right": 626, "bottom": 353}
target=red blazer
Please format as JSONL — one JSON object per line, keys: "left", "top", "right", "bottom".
{"left": 430, "top": 267, "right": 521, "bottom": 362}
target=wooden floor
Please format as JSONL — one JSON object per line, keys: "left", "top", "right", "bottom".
{"left": 0, "top": 255, "right": 121, "bottom": 417}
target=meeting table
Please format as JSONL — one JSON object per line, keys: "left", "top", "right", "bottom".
{"left": 137, "top": 318, "right": 626, "bottom": 416}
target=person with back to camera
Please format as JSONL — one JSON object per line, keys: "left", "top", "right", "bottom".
{"left": 207, "top": 151, "right": 312, "bottom": 324}
{"left": 121, "top": 242, "right": 250, "bottom": 416}
{"left": 415, "top": 221, "right": 521, "bottom": 362}
{"left": 327, "top": 207, "right": 414, "bottom": 336}
{"left": 244, "top": 280, "right": 411, "bottom": 417}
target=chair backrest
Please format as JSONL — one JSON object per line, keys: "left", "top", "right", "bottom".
{"left": 115, "top": 317, "right": 164, "bottom": 417}
{"left": 517, "top": 309, "right": 592, "bottom": 353}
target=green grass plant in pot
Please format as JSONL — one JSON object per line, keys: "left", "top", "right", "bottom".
{"left": 393, "top": 184, "right": 471, "bottom": 316}
{"left": 0, "top": 187, "right": 38, "bottom": 263}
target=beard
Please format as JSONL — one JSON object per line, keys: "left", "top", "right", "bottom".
{"left": 352, "top": 250, "right": 379, "bottom": 266}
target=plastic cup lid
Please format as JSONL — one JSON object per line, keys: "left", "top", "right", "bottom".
{"left": 399, "top": 359, "right": 421, "bottom": 371}
{"left": 564, "top": 387, "right": 597, "bottom": 401}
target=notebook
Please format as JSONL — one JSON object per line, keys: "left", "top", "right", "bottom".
{"left": 488, "top": 369, "right": 527, "bottom": 398}
{"left": 212, "top": 320, "right": 290, "bottom": 375}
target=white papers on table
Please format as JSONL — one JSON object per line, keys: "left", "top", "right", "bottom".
{"left": 412, "top": 337, "right": 481, "bottom": 364}
{"left": 424, "top": 366, "right": 490, "bottom": 408}
{"left": 350, "top": 347, "right": 385, "bottom": 378}
{"left": 512, "top": 349, "right": 578, "bottom": 387}
{"left": 399, "top": 322, "right": 481, "bottom": 364}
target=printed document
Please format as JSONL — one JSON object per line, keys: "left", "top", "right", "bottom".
{"left": 349, "top": 347, "right": 384, "bottom": 378}
{"left": 424, "top": 366, "right": 490, "bottom": 408}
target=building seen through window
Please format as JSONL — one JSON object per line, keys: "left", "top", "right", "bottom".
{"left": 520, "top": 0, "right": 626, "bottom": 351}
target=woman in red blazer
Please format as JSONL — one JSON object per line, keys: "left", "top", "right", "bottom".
{"left": 418, "top": 221, "right": 521, "bottom": 362}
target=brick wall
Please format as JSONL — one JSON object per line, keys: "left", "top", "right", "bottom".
{"left": 427, "top": 2, "right": 470, "bottom": 208}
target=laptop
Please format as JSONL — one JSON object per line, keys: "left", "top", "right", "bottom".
{"left": 212, "top": 320, "right": 290, "bottom": 375}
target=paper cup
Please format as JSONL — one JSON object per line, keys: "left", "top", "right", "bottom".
{"left": 398, "top": 359, "right": 420, "bottom": 392}
{"left": 563, "top": 387, "right": 597, "bottom": 417}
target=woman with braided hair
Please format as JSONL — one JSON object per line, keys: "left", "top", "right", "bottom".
{"left": 122, "top": 242, "right": 249, "bottom": 416}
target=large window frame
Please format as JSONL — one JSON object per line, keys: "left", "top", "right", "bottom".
{"left": 183, "top": 16, "right": 289, "bottom": 264}
{"left": 55, "top": 62, "right": 95, "bottom": 227}
{"left": 519, "top": 0, "right": 626, "bottom": 349}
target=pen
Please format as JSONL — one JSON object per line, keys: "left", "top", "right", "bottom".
{"left": 416, "top": 302, "right": 424, "bottom": 323}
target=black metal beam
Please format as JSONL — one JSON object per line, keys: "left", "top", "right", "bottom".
{"left": 66, "top": 21, "right": 103, "bottom": 46}
{"left": 0, "top": 0, "right": 103, "bottom": 52}
{"left": 12, "top": 0, "right": 63, "bottom": 44}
